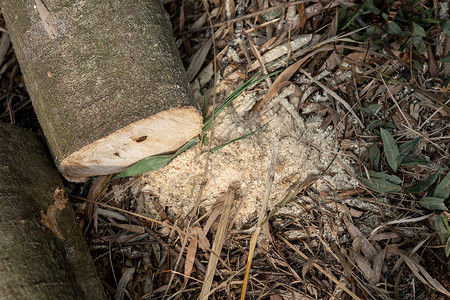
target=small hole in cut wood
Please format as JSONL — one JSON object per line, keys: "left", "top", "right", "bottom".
{"left": 135, "top": 136, "right": 147, "bottom": 143}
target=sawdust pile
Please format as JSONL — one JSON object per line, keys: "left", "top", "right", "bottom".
{"left": 137, "top": 84, "right": 358, "bottom": 227}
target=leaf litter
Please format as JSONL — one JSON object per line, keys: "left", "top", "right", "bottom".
{"left": 3, "top": 0, "right": 450, "bottom": 299}
{"left": 98, "top": 0, "right": 450, "bottom": 297}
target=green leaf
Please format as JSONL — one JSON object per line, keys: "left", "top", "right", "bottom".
{"left": 398, "top": 137, "right": 423, "bottom": 165}
{"left": 435, "top": 213, "right": 450, "bottom": 243}
{"left": 201, "top": 133, "right": 209, "bottom": 147}
{"left": 386, "top": 120, "right": 396, "bottom": 131}
{"left": 412, "top": 22, "right": 427, "bottom": 37}
{"left": 341, "top": 0, "right": 371, "bottom": 30}
{"left": 114, "top": 155, "right": 174, "bottom": 179}
{"left": 210, "top": 122, "right": 269, "bottom": 153}
{"left": 423, "top": 18, "right": 440, "bottom": 25}
{"left": 369, "top": 143, "right": 380, "bottom": 171}
{"left": 441, "top": 52, "right": 450, "bottom": 63}
{"left": 114, "top": 137, "right": 200, "bottom": 179}
{"left": 406, "top": 168, "right": 441, "bottom": 194}
{"left": 442, "top": 20, "right": 450, "bottom": 36}
{"left": 380, "top": 128, "right": 400, "bottom": 172}
{"left": 412, "top": 36, "right": 423, "bottom": 49}
{"left": 434, "top": 172, "right": 450, "bottom": 199}
{"left": 388, "top": 21, "right": 403, "bottom": 35}
{"left": 400, "top": 154, "right": 429, "bottom": 166}
{"left": 368, "top": 170, "right": 403, "bottom": 184}
{"left": 358, "top": 104, "right": 382, "bottom": 116}
{"left": 359, "top": 177, "right": 402, "bottom": 193}
{"left": 366, "top": 119, "right": 384, "bottom": 133}
{"left": 419, "top": 196, "right": 448, "bottom": 211}
{"left": 174, "top": 137, "right": 201, "bottom": 155}
{"left": 413, "top": 58, "right": 422, "bottom": 70}
{"left": 202, "top": 70, "right": 281, "bottom": 132}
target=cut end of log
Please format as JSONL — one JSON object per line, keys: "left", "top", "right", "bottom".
{"left": 59, "top": 107, "right": 202, "bottom": 182}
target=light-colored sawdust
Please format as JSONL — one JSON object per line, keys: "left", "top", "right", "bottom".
{"left": 137, "top": 84, "right": 358, "bottom": 227}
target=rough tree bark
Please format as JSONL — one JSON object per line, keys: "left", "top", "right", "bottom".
{"left": 1, "top": 0, "right": 202, "bottom": 182}
{"left": 0, "top": 124, "right": 106, "bottom": 299}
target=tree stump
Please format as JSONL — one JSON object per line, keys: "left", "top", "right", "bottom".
{"left": 0, "top": 123, "right": 106, "bottom": 299}
{"left": 1, "top": 0, "right": 202, "bottom": 182}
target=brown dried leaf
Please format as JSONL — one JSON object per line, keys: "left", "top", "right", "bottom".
{"left": 182, "top": 237, "right": 198, "bottom": 289}
{"left": 302, "top": 258, "right": 317, "bottom": 279}
{"left": 342, "top": 51, "right": 375, "bottom": 67}
{"left": 116, "top": 268, "right": 135, "bottom": 300}
{"left": 344, "top": 218, "right": 378, "bottom": 261}
{"left": 186, "top": 27, "right": 224, "bottom": 82}
{"left": 323, "top": 50, "right": 340, "bottom": 71}
{"left": 109, "top": 223, "right": 146, "bottom": 234}
{"left": 305, "top": 3, "right": 324, "bottom": 19}
{"left": 371, "top": 247, "right": 386, "bottom": 284}
{"left": 193, "top": 225, "right": 210, "bottom": 251}
{"left": 224, "top": 0, "right": 236, "bottom": 20}
{"left": 305, "top": 1, "right": 348, "bottom": 19}
{"left": 254, "top": 59, "right": 303, "bottom": 111}
{"left": 191, "top": 13, "right": 208, "bottom": 29}
{"left": 330, "top": 242, "right": 353, "bottom": 280}
{"left": 391, "top": 49, "right": 410, "bottom": 64}
{"left": 427, "top": 44, "right": 439, "bottom": 77}
{"left": 179, "top": 2, "right": 186, "bottom": 32}
{"left": 260, "top": 36, "right": 277, "bottom": 53}
{"left": 35, "top": 0, "right": 58, "bottom": 39}
{"left": 392, "top": 107, "right": 418, "bottom": 129}
{"left": 369, "top": 232, "right": 400, "bottom": 241}
{"left": 298, "top": 3, "right": 307, "bottom": 30}
{"left": 443, "top": 36, "right": 450, "bottom": 76}
{"left": 86, "top": 175, "right": 111, "bottom": 232}
{"left": 350, "top": 251, "right": 377, "bottom": 284}
{"left": 328, "top": 10, "right": 338, "bottom": 38}
{"left": 199, "top": 188, "right": 234, "bottom": 299}
{"left": 390, "top": 247, "right": 450, "bottom": 297}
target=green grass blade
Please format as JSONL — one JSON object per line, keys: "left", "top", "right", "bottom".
{"left": 174, "top": 136, "right": 200, "bottom": 155}
{"left": 380, "top": 128, "right": 399, "bottom": 172}
{"left": 202, "top": 70, "right": 282, "bottom": 132}
{"left": 210, "top": 122, "right": 269, "bottom": 153}
{"left": 341, "top": 1, "right": 370, "bottom": 30}
{"left": 406, "top": 168, "right": 441, "bottom": 194}
{"left": 434, "top": 172, "right": 450, "bottom": 199}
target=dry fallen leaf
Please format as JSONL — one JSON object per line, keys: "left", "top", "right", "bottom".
{"left": 344, "top": 218, "right": 378, "bottom": 261}
{"left": 35, "top": 0, "right": 58, "bottom": 39}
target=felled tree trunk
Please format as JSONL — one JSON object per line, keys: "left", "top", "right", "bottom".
{"left": 0, "top": 124, "right": 106, "bottom": 299}
{"left": 1, "top": 0, "right": 202, "bottom": 182}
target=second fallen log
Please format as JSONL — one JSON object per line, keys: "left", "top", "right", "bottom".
{"left": 1, "top": 0, "right": 202, "bottom": 182}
